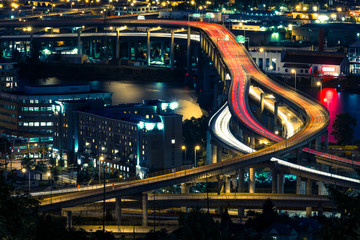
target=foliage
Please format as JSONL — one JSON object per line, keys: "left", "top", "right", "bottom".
{"left": 320, "top": 187, "right": 360, "bottom": 239}
{"left": 179, "top": 208, "right": 220, "bottom": 240}
{"left": 331, "top": 113, "right": 357, "bottom": 145}
{"left": 0, "top": 173, "right": 39, "bottom": 239}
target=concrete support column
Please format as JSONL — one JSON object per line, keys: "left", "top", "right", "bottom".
{"left": 306, "top": 179, "right": 312, "bottom": 195}
{"left": 115, "top": 197, "right": 122, "bottom": 226}
{"left": 90, "top": 41, "right": 93, "bottom": 57}
{"left": 271, "top": 163, "right": 278, "bottom": 194}
{"left": 296, "top": 177, "right": 304, "bottom": 194}
{"left": 94, "top": 41, "right": 97, "bottom": 57}
{"left": 318, "top": 205, "right": 323, "bottom": 216}
{"left": 249, "top": 168, "right": 255, "bottom": 193}
{"left": 160, "top": 41, "right": 165, "bottom": 63}
{"left": 186, "top": 27, "right": 191, "bottom": 74}
{"left": 237, "top": 168, "right": 245, "bottom": 193}
{"left": 66, "top": 211, "right": 72, "bottom": 230}
{"left": 217, "top": 145, "right": 222, "bottom": 162}
{"left": 181, "top": 183, "right": 189, "bottom": 194}
{"left": 203, "top": 57, "right": 210, "bottom": 91}
{"left": 147, "top": 30, "right": 151, "bottom": 66}
{"left": 318, "top": 182, "right": 327, "bottom": 195}
{"left": 142, "top": 193, "right": 148, "bottom": 226}
{"left": 274, "top": 102, "right": 279, "bottom": 127}
{"left": 315, "top": 136, "right": 321, "bottom": 151}
{"left": 306, "top": 207, "right": 312, "bottom": 218}
{"left": 170, "top": 30, "right": 175, "bottom": 70}
{"left": 225, "top": 176, "right": 231, "bottom": 193}
{"left": 250, "top": 136, "right": 256, "bottom": 149}
{"left": 324, "top": 130, "right": 329, "bottom": 153}
{"left": 213, "top": 80, "right": 218, "bottom": 109}
{"left": 115, "top": 30, "right": 120, "bottom": 59}
{"left": 238, "top": 207, "right": 245, "bottom": 218}
{"left": 181, "top": 183, "right": 189, "bottom": 212}
{"left": 211, "top": 144, "right": 217, "bottom": 164}
{"left": 77, "top": 31, "right": 82, "bottom": 55}
{"left": 296, "top": 148, "right": 303, "bottom": 164}
{"left": 260, "top": 93, "right": 265, "bottom": 115}
{"left": 277, "top": 171, "right": 284, "bottom": 193}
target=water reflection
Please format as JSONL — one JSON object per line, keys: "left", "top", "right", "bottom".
{"left": 319, "top": 88, "right": 360, "bottom": 142}
{"left": 24, "top": 77, "right": 203, "bottom": 120}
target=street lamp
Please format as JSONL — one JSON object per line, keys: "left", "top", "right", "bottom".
{"left": 22, "top": 168, "right": 30, "bottom": 192}
{"left": 181, "top": 145, "right": 186, "bottom": 164}
{"left": 99, "top": 156, "right": 104, "bottom": 184}
{"left": 291, "top": 69, "right": 297, "bottom": 90}
{"left": 98, "top": 156, "right": 106, "bottom": 232}
{"left": 47, "top": 172, "right": 52, "bottom": 203}
{"left": 194, "top": 145, "right": 200, "bottom": 167}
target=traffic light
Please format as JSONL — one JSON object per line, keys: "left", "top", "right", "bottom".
{"left": 11, "top": 148, "right": 14, "bottom": 153}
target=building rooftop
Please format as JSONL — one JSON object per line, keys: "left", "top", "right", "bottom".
{"left": 283, "top": 50, "right": 346, "bottom": 65}
{"left": 3, "top": 84, "right": 111, "bottom": 96}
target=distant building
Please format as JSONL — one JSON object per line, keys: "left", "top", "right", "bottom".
{"left": 53, "top": 99, "right": 182, "bottom": 178}
{"left": 0, "top": 60, "right": 18, "bottom": 92}
{"left": 292, "top": 23, "right": 360, "bottom": 46}
{"left": 0, "top": 84, "right": 112, "bottom": 160}
{"left": 115, "top": 5, "right": 158, "bottom": 15}
{"left": 249, "top": 48, "right": 348, "bottom": 85}
{"left": 348, "top": 39, "right": 360, "bottom": 74}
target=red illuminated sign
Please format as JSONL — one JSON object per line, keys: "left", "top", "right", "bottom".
{"left": 321, "top": 66, "right": 336, "bottom": 72}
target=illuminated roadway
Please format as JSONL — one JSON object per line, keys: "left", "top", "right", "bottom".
{"left": 1, "top": 19, "right": 357, "bottom": 210}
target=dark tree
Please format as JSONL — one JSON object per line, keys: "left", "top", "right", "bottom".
{"left": 331, "top": 113, "right": 357, "bottom": 145}
{"left": 0, "top": 173, "right": 39, "bottom": 239}
{"left": 179, "top": 208, "right": 221, "bottom": 240}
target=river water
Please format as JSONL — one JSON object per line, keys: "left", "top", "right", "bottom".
{"left": 23, "top": 78, "right": 360, "bottom": 143}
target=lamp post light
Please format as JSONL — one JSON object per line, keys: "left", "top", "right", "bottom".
{"left": 194, "top": 145, "right": 200, "bottom": 167}
{"left": 22, "top": 168, "right": 30, "bottom": 192}
{"left": 98, "top": 156, "right": 106, "bottom": 233}
{"left": 291, "top": 69, "right": 297, "bottom": 90}
{"left": 47, "top": 172, "right": 52, "bottom": 203}
{"left": 99, "top": 156, "right": 104, "bottom": 184}
{"left": 181, "top": 145, "right": 186, "bottom": 164}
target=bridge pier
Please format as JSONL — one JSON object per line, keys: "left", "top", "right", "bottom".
{"left": 181, "top": 183, "right": 190, "bottom": 212}
{"left": 170, "top": 30, "right": 175, "bottom": 70}
{"left": 277, "top": 171, "right": 284, "bottom": 194}
{"left": 115, "top": 29, "right": 120, "bottom": 59}
{"left": 160, "top": 41, "right": 165, "bottom": 63}
{"left": 211, "top": 144, "right": 217, "bottom": 164}
{"left": 306, "top": 179, "right": 312, "bottom": 195}
{"left": 77, "top": 30, "right": 82, "bottom": 55}
{"left": 186, "top": 27, "right": 191, "bottom": 74}
{"left": 115, "top": 197, "right": 122, "bottom": 226}
{"left": 306, "top": 207, "right": 312, "bottom": 218}
{"left": 296, "top": 177, "right": 305, "bottom": 194}
{"left": 147, "top": 30, "right": 151, "bottom": 66}
{"left": 271, "top": 162, "right": 278, "bottom": 193}
{"left": 249, "top": 168, "right": 255, "bottom": 193}
{"left": 217, "top": 145, "right": 223, "bottom": 162}
{"left": 315, "top": 136, "right": 321, "bottom": 151}
{"left": 225, "top": 176, "right": 231, "bottom": 193}
{"left": 66, "top": 210, "right": 72, "bottom": 230}
{"left": 237, "top": 168, "right": 245, "bottom": 193}
{"left": 324, "top": 130, "right": 329, "bottom": 153}
{"left": 142, "top": 193, "right": 148, "bottom": 226}
{"left": 202, "top": 56, "right": 210, "bottom": 91}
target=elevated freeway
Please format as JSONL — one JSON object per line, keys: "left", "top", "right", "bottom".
{"left": 0, "top": 18, "right": 356, "bottom": 211}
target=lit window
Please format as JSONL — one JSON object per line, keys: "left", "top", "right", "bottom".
{"left": 171, "top": 139, "right": 175, "bottom": 144}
